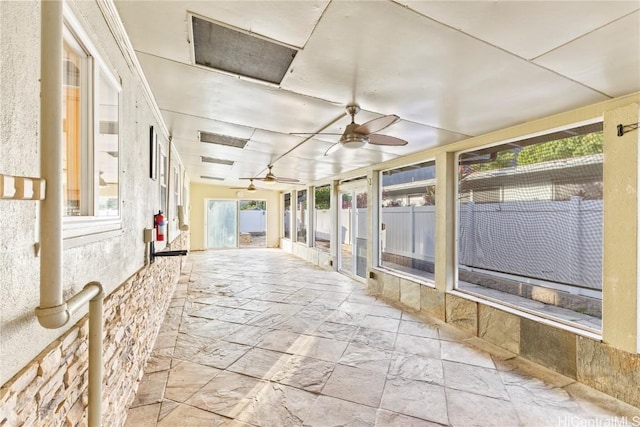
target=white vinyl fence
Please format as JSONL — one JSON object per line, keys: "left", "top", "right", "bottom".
{"left": 381, "top": 206, "right": 436, "bottom": 261}
{"left": 381, "top": 198, "right": 601, "bottom": 290}
{"left": 459, "top": 199, "right": 602, "bottom": 289}
{"left": 240, "top": 210, "right": 266, "bottom": 233}
{"left": 315, "top": 209, "right": 331, "bottom": 242}
{"left": 304, "top": 199, "right": 602, "bottom": 290}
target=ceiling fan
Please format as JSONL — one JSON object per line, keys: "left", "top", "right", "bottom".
{"left": 240, "top": 165, "right": 300, "bottom": 185}
{"left": 291, "top": 104, "right": 408, "bottom": 156}
{"left": 231, "top": 178, "right": 259, "bottom": 193}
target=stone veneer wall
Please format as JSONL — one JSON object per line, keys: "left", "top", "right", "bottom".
{"left": 282, "top": 240, "right": 334, "bottom": 271}
{"left": 366, "top": 268, "right": 640, "bottom": 408}
{"left": 0, "top": 232, "right": 189, "bottom": 426}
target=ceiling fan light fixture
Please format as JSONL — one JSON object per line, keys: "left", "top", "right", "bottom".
{"left": 263, "top": 167, "right": 277, "bottom": 184}
{"left": 340, "top": 133, "right": 368, "bottom": 149}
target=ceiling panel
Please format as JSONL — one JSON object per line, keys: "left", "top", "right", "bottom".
{"left": 399, "top": 1, "right": 639, "bottom": 60}
{"left": 137, "top": 52, "right": 344, "bottom": 134}
{"left": 534, "top": 11, "right": 640, "bottom": 97}
{"left": 282, "top": 1, "right": 608, "bottom": 136}
{"left": 114, "top": 1, "right": 638, "bottom": 190}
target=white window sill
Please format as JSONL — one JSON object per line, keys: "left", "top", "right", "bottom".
{"left": 63, "top": 217, "right": 123, "bottom": 249}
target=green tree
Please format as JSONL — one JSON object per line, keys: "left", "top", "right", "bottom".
{"left": 518, "top": 132, "right": 603, "bottom": 165}
{"left": 464, "top": 132, "right": 603, "bottom": 176}
{"left": 240, "top": 200, "right": 266, "bottom": 210}
{"left": 315, "top": 186, "right": 331, "bottom": 209}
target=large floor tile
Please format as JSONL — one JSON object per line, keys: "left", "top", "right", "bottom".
{"left": 375, "top": 409, "right": 444, "bottom": 427}
{"left": 124, "top": 403, "right": 160, "bottom": 427}
{"left": 256, "top": 329, "right": 304, "bottom": 354}
{"left": 131, "top": 370, "right": 169, "bottom": 407}
{"left": 394, "top": 333, "right": 441, "bottom": 359}
{"left": 190, "top": 341, "right": 252, "bottom": 370}
{"left": 234, "top": 382, "right": 318, "bottom": 427}
{"left": 227, "top": 347, "right": 291, "bottom": 380}
{"left": 185, "top": 371, "right": 264, "bottom": 418}
{"left": 272, "top": 355, "right": 336, "bottom": 393}
{"left": 352, "top": 327, "right": 397, "bottom": 351}
{"left": 380, "top": 377, "right": 448, "bottom": 425}
{"left": 322, "top": 364, "right": 387, "bottom": 407}
{"left": 290, "top": 335, "right": 349, "bottom": 363}
{"left": 304, "top": 395, "right": 377, "bottom": 427}
{"left": 165, "top": 360, "right": 221, "bottom": 402}
{"left": 339, "top": 342, "right": 393, "bottom": 374}
{"left": 388, "top": 353, "right": 444, "bottom": 385}
{"left": 126, "top": 249, "right": 636, "bottom": 427}
{"left": 359, "top": 314, "right": 400, "bottom": 333}
{"left": 157, "top": 403, "right": 230, "bottom": 427}
{"left": 443, "top": 360, "right": 509, "bottom": 400}
{"left": 446, "top": 388, "right": 520, "bottom": 427}
{"left": 310, "top": 321, "right": 359, "bottom": 341}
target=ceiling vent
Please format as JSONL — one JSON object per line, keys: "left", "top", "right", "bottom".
{"left": 200, "top": 175, "right": 225, "bottom": 181}
{"left": 199, "top": 131, "right": 248, "bottom": 149}
{"left": 192, "top": 16, "right": 297, "bottom": 85}
{"left": 201, "top": 156, "right": 234, "bottom": 166}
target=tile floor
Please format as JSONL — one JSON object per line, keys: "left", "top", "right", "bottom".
{"left": 125, "top": 249, "right": 639, "bottom": 427}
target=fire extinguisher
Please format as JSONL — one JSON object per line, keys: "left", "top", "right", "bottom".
{"left": 154, "top": 210, "right": 166, "bottom": 242}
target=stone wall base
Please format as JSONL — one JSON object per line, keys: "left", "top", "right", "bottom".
{"left": 0, "top": 232, "right": 189, "bottom": 427}
{"left": 365, "top": 267, "right": 639, "bottom": 408}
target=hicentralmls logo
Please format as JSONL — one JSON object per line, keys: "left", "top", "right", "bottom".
{"left": 558, "top": 416, "right": 640, "bottom": 427}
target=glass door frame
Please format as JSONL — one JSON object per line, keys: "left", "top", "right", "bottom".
{"left": 204, "top": 198, "right": 269, "bottom": 249}
{"left": 204, "top": 198, "right": 238, "bottom": 249}
{"left": 337, "top": 179, "right": 368, "bottom": 281}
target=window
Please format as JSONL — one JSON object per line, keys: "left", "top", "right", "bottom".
{"left": 297, "top": 190, "right": 307, "bottom": 243}
{"left": 62, "top": 10, "right": 121, "bottom": 237}
{"left": 283, "top": 193, "right": 291, "bottom": 239}
{"left": 380, "top": 161, "right": 436, "bottom": 280}
{"left": 314, "top": 185, "right": 330, "bottom": 251}
{"left": 159, "top": 149, "right": 168, "bottom": 215}
{"left": 457, "top": 122, "right": 604, "bottom": 331}
{"left": 173, "top": 165, "right": 180, "bottom": 223}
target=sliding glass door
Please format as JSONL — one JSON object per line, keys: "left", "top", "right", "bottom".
{"left": 339, "top": 183, "right": 368, "bottom": 279}
{"left": 206, "top": 200, "right": 238, "bottom": 249}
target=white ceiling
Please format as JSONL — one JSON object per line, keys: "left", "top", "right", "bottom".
{"left": 114, "top": 0, "right": 640, "bottom": 190}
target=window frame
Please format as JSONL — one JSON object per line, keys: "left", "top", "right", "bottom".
{"left": 454, "top": 119, "right": 605, "bottom": 332}
{"left": 378, "top": 160, "right": 437, "bottom": 283}
{"left": 296, "top": 189, "right": 308, "bottom": 244}
{"left": 313, "top": 184, "right": 331, "bottom": 252}
{"left": 62, "top": 5, "right": 122, "bottom": 241}
{"left": 283, "top": 192, "right": 291, "bottom": 240}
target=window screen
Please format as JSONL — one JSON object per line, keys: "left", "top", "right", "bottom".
{"left": 457, "top": 122, "right": 603, "bottom": 329}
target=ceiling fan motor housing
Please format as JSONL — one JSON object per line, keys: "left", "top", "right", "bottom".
{"left": 340, "top": 123, "right": 368, "bottom": 149}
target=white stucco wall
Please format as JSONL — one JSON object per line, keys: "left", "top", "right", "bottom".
{"left": 0, "top": 0, "right": 184, "bottom": 385}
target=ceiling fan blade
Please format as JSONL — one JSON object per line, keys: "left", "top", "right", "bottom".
{"left": 324, "top": 143, "right": 341, "bottom": 156}
{"left": 275, "top": 177, "right": 300, "bottom": 183}
{"left": 368, "top": 134, "right": 408, "bottom": 146}
{"left": 355, "top": 114, "right": 400, "bottom": 135}
{"left": 289, "top": 132, "right": 344, "bottom": 136}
